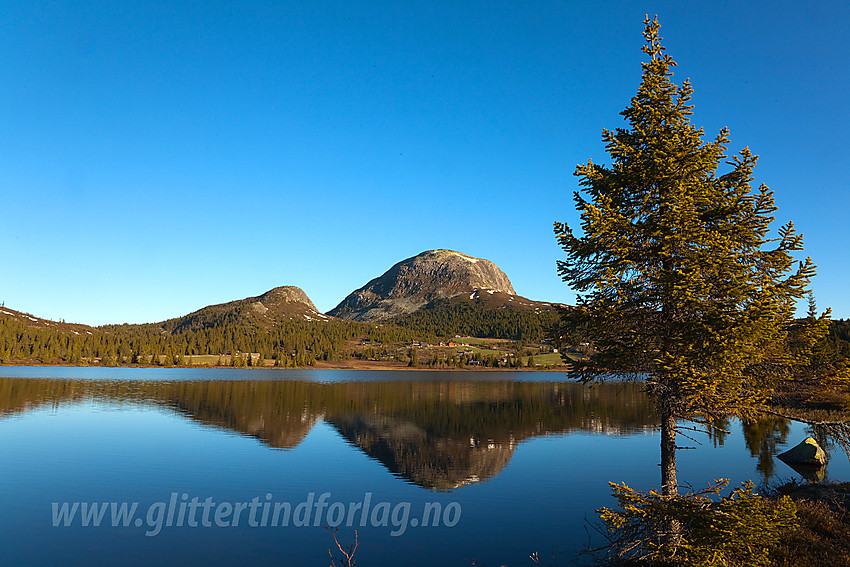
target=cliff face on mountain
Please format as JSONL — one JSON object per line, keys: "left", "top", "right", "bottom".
{"left": 328, "top": 249, "right": 516, "bottom": 322}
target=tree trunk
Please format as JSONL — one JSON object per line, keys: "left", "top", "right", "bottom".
{"left": 660, "top": 402, "right": 678, "bottom": 497}
{"left": 659, "top": 399, "right": 681, "bottom": 549}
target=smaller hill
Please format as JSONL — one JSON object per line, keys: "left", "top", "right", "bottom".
{"left": 162, "top": 286, "right": 330, "bottom": 333}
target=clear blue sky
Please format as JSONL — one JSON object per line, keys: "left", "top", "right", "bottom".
{"left": 2, "top": 1, "right": 848, "bottom": 325}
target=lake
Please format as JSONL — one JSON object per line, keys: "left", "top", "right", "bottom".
{"left": 1, "top": 367, "right": 847, "bottom": 566}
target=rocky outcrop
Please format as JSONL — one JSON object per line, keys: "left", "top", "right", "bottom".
{"left": 328, "top": 249, "right": 516, "bottom": 321}
{"left": 253, "top": 286, "right": 326, "bottom": 321}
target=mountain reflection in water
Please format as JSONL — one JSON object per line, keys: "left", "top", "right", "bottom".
{"left": 0, "top": 378, "right": 660, "bottom": 489}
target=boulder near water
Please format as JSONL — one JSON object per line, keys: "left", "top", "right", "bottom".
{"left": 776, "top": 437, "right": 827, "bottom": 466}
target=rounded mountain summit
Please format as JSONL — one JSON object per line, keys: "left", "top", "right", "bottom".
{"left": 328, "top": 249, "right": 517, "bottom": 322}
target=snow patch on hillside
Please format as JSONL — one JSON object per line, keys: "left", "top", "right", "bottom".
{"left": 451, "top": 251, "right": 479, "bottom": 263}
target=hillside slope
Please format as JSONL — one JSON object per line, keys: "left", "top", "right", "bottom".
{"left": 0, "top": 305, "right": 96, "bottom": 336}
{"left": 388, "top": 290, "right": 563, "bottom": 341}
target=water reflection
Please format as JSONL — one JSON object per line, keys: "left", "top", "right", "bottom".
{"left": 0, "top": 378, "right": 657, "bottom": 489}
{"left": 705, "top": 417, "right": 732, "bottom": 447}
{"left": 2, "top": 374, "right": 847, "bottom": 567}
{"left": 742, "top": 417, "right": 792, "bottom": 481}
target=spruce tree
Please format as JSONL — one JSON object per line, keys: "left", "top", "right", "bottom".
{"left": 555, "top": 16, "right": 826, "bottom": 497}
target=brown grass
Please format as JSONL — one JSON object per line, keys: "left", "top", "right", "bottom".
{"left": 771, "top": 481, "right": 850, "bottom": 567}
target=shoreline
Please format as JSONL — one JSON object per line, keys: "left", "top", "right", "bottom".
{"left": 0, "top": 360, "right": 571, "bottom": 372}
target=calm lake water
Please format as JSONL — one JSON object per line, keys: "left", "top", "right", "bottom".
{"left": 1, "top": 367, "right": 847, "bottom": 566}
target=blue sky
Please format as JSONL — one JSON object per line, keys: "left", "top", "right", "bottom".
{"left": 1, "top": 1, "right": 848, "bottom": 325}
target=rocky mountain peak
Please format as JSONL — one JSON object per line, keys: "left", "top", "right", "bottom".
{"left": 257, "top": 286, "right": 319, "bottom": 312}
{"left": 328, "top": 249, "right": 516, "bottom": 321}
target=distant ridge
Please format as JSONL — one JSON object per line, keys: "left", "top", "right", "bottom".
{"left": 328, "top": 249, "right": 517, "bottom": 322}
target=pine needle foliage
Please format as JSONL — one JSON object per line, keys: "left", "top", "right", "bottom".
{"left": 596, "top": 480, "right": 798, "bottom": 567}
{"left": 554, "top": 15, "right": 830, "bottom": 496}
{"left": 555, "top": 14, "right": 818, "bottom": 420}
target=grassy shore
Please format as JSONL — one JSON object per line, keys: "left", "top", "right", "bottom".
{"left": 770, "top": 481, "right": 850, "bottom": 567}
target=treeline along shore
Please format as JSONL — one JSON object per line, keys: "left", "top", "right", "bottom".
{"left": 0, "top": 303, "right": 565, "bottom": 369}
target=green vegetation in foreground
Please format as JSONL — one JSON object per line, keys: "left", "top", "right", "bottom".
{"left": 592, "top": 480, "right": 850, "bottom": 567}
{"left": 595, "top": 480, "right": 797, "bottom": 567}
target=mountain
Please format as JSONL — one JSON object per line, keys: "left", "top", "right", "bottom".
{"left": 328, "top": 249, "right": 517, "bottom": 322}
{"left": 161, "top": 286, "right": 330, "bottom": 333}
{"left": 1, "top": 251, "right": 565, "bottom": 363}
